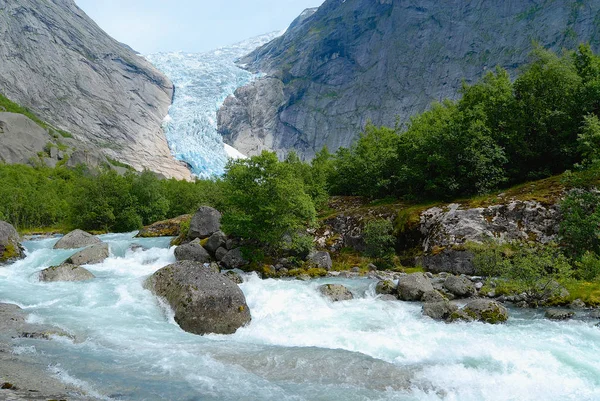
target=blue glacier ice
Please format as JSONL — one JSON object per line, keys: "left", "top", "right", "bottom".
{"left": 146, "top": 32, "right": 281, "bottom": 178}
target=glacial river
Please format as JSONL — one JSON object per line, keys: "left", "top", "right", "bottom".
{"left": 0, "top": 233, "right": 599, "bottom": 400}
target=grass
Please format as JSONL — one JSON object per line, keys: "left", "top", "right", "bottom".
{"left": 563, "top": 280, "right": 600, "bottom": 306}
{"left": 106, "top": 157, "right": 133, "bottom": 170}
{"left": 0, "top": 93, "right": 48, "bottom": 129}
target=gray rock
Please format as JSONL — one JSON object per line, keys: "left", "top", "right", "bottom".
{"left": 375, "top": 280, "right": 395, "bottom": 296}
{"left": 397, "top": 273, "right": 434, "bottom": 301}
{"left": 206, "top": 262, "right": 221, "bottom": 274}
{"left": 421, "top": 290, "right": 446, "bottom": 303}
{"left": 590, "top": 310, "right": 600, "bottom": 319}
{"left": 145, "top": 261, "right": 251, "bottom": 335}
{"left": 188, "top": 206, "right": 222, "bottom": 240}
{"left": 0, "top": 220, "right": 24, "bottom": 264}
{"left": 217, "top": 1, "right": 599, "bottom": 162}
{"left": 318, "top": 284, "right": 354, "bottom": 302}
{"left": 545, "top": 309, "right": 575, "bottom": 321}
{"left": 205, "top": 231, "right": 227, "bottom": 254}
{"left": 570, "top": 299, "right": 586, "bottom": 309}
{"left": 307, "top": 251, "right": 333, "bottom": 270}
{"left": 221, "top": 248, "right": 249, "bottom": 270}
{"left": 39, "top": 263, "right": 95, "bottom": 282}
{"left": 422, "top": 250, "right": 476, "bottom": 275}
{"left": 0, "top": 303, "right": 70, "bottom": 340}
{"left": 174, "top": 239, "right": 212, "bottom": 263}
{"left": 378, "top": 294, "right": 398, "bottom": 302}
{"left": 67, "top": 243, "right": 109, "bottom": 265}
{"left": 223, "top": 270, "right": 244, "bottom": 284}
{"left": 53, "top": 229, "right": 101, "bottom": 250}
{"left": 443, "top": 275, "right": 476, "bottom": 298}
{"left": 0, "top": 0, "right": 191, "bottom": 180}
{"left": 422, "top": 301, "right": 458, "bottom": 321}
{"left": 215, "top": 247, "right": 228, "bottom": 261}
{"left": 462, "top": 299, "right": 509, "bottom": 324}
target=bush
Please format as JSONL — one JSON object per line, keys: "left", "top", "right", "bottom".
{"left": 575, "top": 251, "right": 600, "bottom": 282}
{"left": 559, "top": 190, "right": 600, "bottom": 260}
{"left": 363, "top": 219, "right": 395, "bottom": 268}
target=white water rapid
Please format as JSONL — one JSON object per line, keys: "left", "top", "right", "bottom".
{"left": 146, "top": 33, "right": 280, "bottom": 178}
{"left": 1, "top": 234, "right": 600, "bottom": 400}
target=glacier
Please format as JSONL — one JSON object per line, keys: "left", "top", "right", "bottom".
{"left": 146, "top": 32, "right": 281, "bottom": 178}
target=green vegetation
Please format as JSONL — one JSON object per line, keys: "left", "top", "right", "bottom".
{"left": 363, "top": 218, "right": 395, "bottom": 268}
{"left": 0, "top": 93, "right": 48, "bottom": 128}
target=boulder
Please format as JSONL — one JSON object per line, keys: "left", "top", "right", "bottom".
{"left": 223, "top": 270, "right": 244, "bottom": 284}
{"left": 0, "top": 303, "right": 69, "bottom": 340}
{"left": 205, "top": 231, "right": 227, "bottom": 254}
{"left": 397, "top": 273, "right": 434, "bottom": 301}
{"left": 144, "top": 261, "right": 251, "bottom": 335}
{"left": 39, "top": 263, "right": 95, "bottom": 282}
{"left": 421, "top": 290, "right": 446, "bottom": 303}
{"left": 215, "top": 247, "right": 228, "bottom": 261}
{"left": 53, "top": 229, "right": 101, "bottom": 249}
{"left": 375, "top": 280, "right": 395, "bottom": 295}
{"left": 545, "top": 309, "right": 575, "bottom": 321}
{"left": 221, "top": 248, "right": 249, "bottom": 270}
{"left": 67, "top": 243, "right": 109, "bottom": 265}
{"left": 318, "top": 284, "right": 354, "bottom": 302}
{"left": 422, "top": 249, "right": 476, "bottom": 275}
{"left": 206, "top": 262, "right": 221, "bottom": 274}
{"left": 443, "top": 275, "right": 476, "bottom": 298}
{"left": 188, "top": 206, "right": 221, "bottom": 240}
{"left": 0, "top": 220, "right": 24, "bottom": 264}
{"left": 422, "top": 301, "right": 458, "bottom": 320}
{"left": 307, "top": 251, "right": 333, "bottom": 270}
{"left": 137, "top": 214, "right": 191, "bottom": 238}
{"left": 174, "top": 239, "right": 212, "bottom": 263}
{"left": 461, "top": 299, "right": 509, "bottom": 324}
{"left": 590, "top": 310, "right": 600, "bottom": 319}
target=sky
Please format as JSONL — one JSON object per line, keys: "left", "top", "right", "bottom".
{"left": 74, "top": 0, "right": 324, "bottom": 54}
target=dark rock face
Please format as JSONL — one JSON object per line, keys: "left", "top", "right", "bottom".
{"left": 67, "top": 243, "right": 109, "bottom": 265}
{"left": 397, "top": 273, "right": 434, "bottom": 301}
{"left": 188, "top": 207, "right": 222, "bottom": 240}
{"left": 205, "top": 231, "right": 227, "bottom": 255}
{"left": 218, "top": 0, "right": 600, "bottom": 160}
{"left": 0, "top": 0, "right": 190, "bottom": 179}
{"left": 443, "top": 276, "right": 476, "bottom": 298}
{"left": 174, "top": 239, "right": 212, "bottom": 263}
{"left": 53, "top": 229, "right": 101, "bottom": 250}
{"left": 319, "top": 284, "right": 354, "bottom": 302}
{"left": 422, "top": 250, "right": 476, "bottom": 276}
{"left": 0, "top": 220, "right": 24, "bottom": 264}
{"left": 307, "top": 251, "right": 333, "bottom": 270}
{"left": 39, "top": 263, "right": 95, "bottom": 282}
{"left": 145, "top": 261, "right": 251, "bottom": 335}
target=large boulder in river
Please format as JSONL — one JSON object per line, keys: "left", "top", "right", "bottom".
{"left": 319, "top": 284, "right": 354, "bottom": 302}
{"left": 0, "top": 220, "right": 24, "bottom": 264}
{"left": 54, "top": 229, "right": 101, "bottom": 249}
{"left": 460, "top": 299, "right": 508, "bottom": 324}
{"left": 39, "top": 263, "right": 95, "bottom": 282}
{"left": 67, "top": 243, "right": 109, "bottom": 265}
{"left": 145, "top": 261, "right": 251, "bottom": 335}
{"left": 188, "top": 206, "right": 221, "bottom": 240}
{"left": 422, "top": 301, "right": 458, "bottom": 321}
{"left": 375, "top": 280, "right": 396, "bottom": 296}
{"left": 174, "top": 239, "right": 212, "bottom": 263}
{"left": 443, "top": 275, "right": 476, "bottom": 298}
{"left": 397, "top": 273, "right": 434, "bottom": 301}
{"left": 137, "top": 214, "right": 191, "bottom": 238}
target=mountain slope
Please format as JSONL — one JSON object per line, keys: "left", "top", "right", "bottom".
{"left": 218, "top": 0, "right": 600, "bottom": 160}
{"left": 0, "top": 0, "right": 191, "bottom": 179}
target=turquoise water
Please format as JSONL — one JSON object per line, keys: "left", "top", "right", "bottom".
{"left": 1, "top": 233, "right": 599, "bottom": 400}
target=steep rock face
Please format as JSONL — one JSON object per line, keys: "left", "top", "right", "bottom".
{"left": 0, "top": 0, "right": 190, "bottom": 179}
{"left": 218, "top": 0, "right": 600, "bottom": 159}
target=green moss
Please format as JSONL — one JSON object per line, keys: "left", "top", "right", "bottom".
{"left": 479, "top": 308, "right": 508, "bottom": 324}
{"left": 0, "top": 243, "right": 20, "bottom": 261}
{"left": 563, "top": 281, "right": 600, "bottom": 306}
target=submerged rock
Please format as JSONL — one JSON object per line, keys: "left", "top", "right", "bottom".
{"left": 53, "top": 229, "right": 101, "bottom": 250}
{"left": 174, "top": 239, "right": 212, "bottom": 263}
{"left": 443, "top": 275, "right": 476, "bottom": 298}
{"left": 319, "top": 284, "right": 354, "bottom": 302}
{"left": 67, "top": 243, "right": 109, "bottom": 265}
{"left": 460, "top": 299, "right": 509, "bottom": 324}
{"left": 145, "top": 261, "right": 251, "bottom": 335}
{"left": 545, "top": 309, "right": 575, "bottom": 321}
{"left": 39, "top": 263, "right": 95, "bottom": 282}
{"left": 397, "top": 273, "right": 434, "bottom": 301}
{"left": 0, "top": 220, "right": 24, "bottom": 264}
{"left": 188, "top": 206, "right": 221, "bottom": 240}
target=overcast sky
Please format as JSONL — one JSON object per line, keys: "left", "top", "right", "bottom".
{"left": 74, "top": 0, "right": 324, "bottom": 54}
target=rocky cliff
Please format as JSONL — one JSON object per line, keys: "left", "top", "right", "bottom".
{"left": 218, "top": 0, "right": 600, "bottom": 160}
{"left": 0, "top": 0, "right": 191, "bottom": 180}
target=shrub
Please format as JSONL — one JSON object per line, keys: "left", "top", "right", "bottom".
{"left": 363, "top": 219, "right": 395, "bottom": 268}
{"left": 559, "top": 190, "right": 600, "bottom": 260}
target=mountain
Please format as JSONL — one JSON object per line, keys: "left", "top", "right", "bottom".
{"left": 217, "top": 0, "right": 600, "bottom": 160}
{"left": 0, "top": 0, "right": 191, "bottom": 180}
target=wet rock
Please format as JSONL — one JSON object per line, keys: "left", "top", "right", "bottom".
{"left": 307, "top": 251, "right": 333, "bottom": 270}
{"left": 188, "top": 206, "right": 221, "bottom": 240}
{"left": 53, "top": 229, "right": 101, "bottom": 250}
{"left": 0, "top": 220, "right": 24, "bottom": 264}
{"left": 421, "top": 290, "right": 446, "bottom": 303}
{"left": 145, "top": 261, "right": 251, "bottom": 335}
{"left": 67, "top": 243, "right": 109, "bottom": 265}
{"left": 319, "top": 284, "right": 354, "bottom": 302}
{"left": 422, "top": 301, "right": 458, "bottom": 321}
{"left": 223, "top": 270, "right": 243, "bottom": 284}
{"left": 590, "top": 310, "right": 600, "bottom": 319}
{"left": 205, "top": 231, "right": 227, "bottom": 254}
{"left": 397, "top": 273, "right": 434, "bottom": 301}
{"left": 137, "top": 214, "right": 191, "bottom": 238}
{"left": 461, "top": 299, "right": 509, "bottom": 324}
{"left": 174, "top": 239, "right": 212, "bottom": 263}
{"left": 570, "top": 299, "right": 586, "bottom": 309}
{"left": 545, "top": 309, "right": 575, "bottom": 321}
{"left": 378, "top": 294, "right": 398, "bottom": 301}
{"left": 443, "top": 275, "right": 476, "bottom": 298}
{"left": 221, "top": 248, "right": 249, "bottom": 270}
{"left": 215, "top": 247, "right": 228, "bottom": 261}
{"left": 39, "top": 263, "right": 95, "bottom": 282}
{"left": 0, "top": 303, "right": 69, "bottom": 340}
{"left": 375, "top": 280, "right": 395, "bottom": 296}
